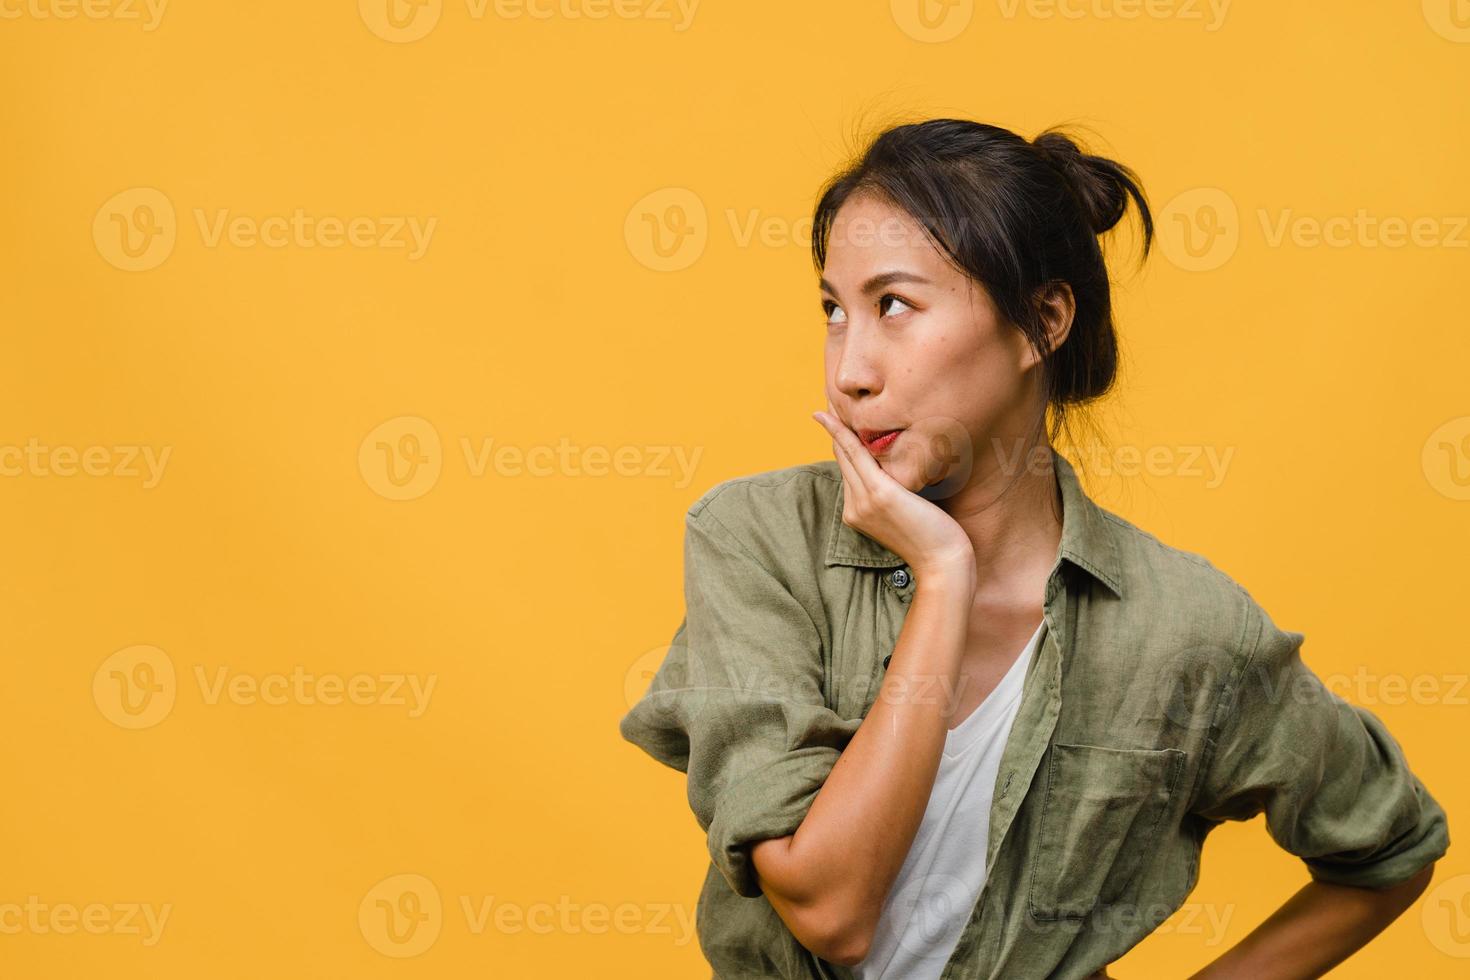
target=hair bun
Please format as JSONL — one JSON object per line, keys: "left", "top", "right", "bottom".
{"left": 1032, "top": 129, "right": 1149, "bottom": 243}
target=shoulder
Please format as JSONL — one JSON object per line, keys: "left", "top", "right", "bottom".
{"left": 1096, "top": 505, "right": 1274, "bottom": 652}
{"left": 686, "top": 459, "right": 841, "bottom": 528}
{"left": 683, "top": 460, "right": 841, "bottom": 571}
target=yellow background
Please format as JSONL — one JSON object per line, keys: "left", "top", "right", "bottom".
{"left": 2, "top": 1, "right": 1468, "bottom": 976}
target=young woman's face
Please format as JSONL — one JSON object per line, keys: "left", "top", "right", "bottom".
{"left": 819, "top": 191, "right": 1043, "bottom": 496}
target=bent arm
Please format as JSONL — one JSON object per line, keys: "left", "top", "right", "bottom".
{"left": 1188, "top": 861, "right": 1436, "bottom": 979}
{"left": 1181, "top": 600, "right": 1450, "bottom": 977}
{"left": 750, "top": 566, "right": 975, "bottom": 966}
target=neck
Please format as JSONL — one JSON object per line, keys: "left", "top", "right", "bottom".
{"left": 937, "top": 435, "right": 1063, "bottom": 603}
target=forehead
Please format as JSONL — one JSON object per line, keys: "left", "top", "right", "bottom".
{"left": 822, "top": 191, "right": 954, "bottom": 287}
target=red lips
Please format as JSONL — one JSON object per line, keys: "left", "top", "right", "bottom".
{"left": 858, "top": 428, "right": 904, "bottom": 453}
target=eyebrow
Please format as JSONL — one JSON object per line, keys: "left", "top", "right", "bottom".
{"left": 818, "top": 270, "right": 933, "bottom": 297}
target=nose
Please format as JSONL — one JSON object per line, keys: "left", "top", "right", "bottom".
{"left": 833, "top": 321, "right": 885, "bottom": 401}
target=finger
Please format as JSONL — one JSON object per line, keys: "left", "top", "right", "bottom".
{"left": 819, "top": 409, "right": 888, "bottom": 492}
{"left": 813, "top": 412, "right": 867, "bottom": 496}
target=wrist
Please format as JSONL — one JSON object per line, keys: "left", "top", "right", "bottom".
{"left": 911, "top": 558, "right": 975, "bottom": 594}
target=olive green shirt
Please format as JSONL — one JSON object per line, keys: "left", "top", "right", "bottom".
{"left": 618, "top": 448, "right": 1450, "bottom": 979}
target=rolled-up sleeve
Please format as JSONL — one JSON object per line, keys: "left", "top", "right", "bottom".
{"left": 618, "top": 501, "right": 858, "bottom": 898}
{"left": 1189, "top": 602, "right": 1450, "bottom": 889}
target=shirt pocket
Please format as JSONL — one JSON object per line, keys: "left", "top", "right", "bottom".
{"left": 1027, "top": 741, "right": 1187, "bottom": 920}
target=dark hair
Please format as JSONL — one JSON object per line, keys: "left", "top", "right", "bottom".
{"left": 810, "top": 117, "right": 1153, "bottom": 445}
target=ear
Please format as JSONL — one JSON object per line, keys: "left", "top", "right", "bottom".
{"left": 1020, "top": 281, "right": 1076, "bottom": 372}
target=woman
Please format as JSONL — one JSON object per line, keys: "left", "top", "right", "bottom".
{"left": 619, "top": 118, "right": 1449, "bottom": 979}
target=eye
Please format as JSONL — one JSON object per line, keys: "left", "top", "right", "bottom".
{"left": 880, "top": 293, "right": 914, "bottom": 317}
{"left": 822, "top": 300, "right": 847, "bottom": 326}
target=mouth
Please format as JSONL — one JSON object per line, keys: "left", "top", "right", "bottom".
{"left": 857, "top": 428, "right": 905, "bottom": 455}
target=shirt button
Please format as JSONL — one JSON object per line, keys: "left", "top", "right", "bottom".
{"left": 889, "top": 568, "right": 911, "bottom": 588}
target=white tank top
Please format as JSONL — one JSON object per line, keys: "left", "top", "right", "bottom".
{"left": 852, "top": 618, "right": 1046, "bottom": 980}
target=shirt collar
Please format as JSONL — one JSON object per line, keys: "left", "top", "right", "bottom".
{"left": 823, "top": 445, "right": 1125, "bottom": 599}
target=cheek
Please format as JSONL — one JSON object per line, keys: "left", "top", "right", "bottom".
{"left": 918, "top": 304, "right": 1000, "bottom": 373}
{"left": 900, "top": 418, "right": 974, "bottom": 477}
{"left": 946, "top": 323, "right": 1025, "bottom": 404}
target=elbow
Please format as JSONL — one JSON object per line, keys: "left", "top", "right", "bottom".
{"left": 1366, "top": 860, "right": 1438, "bottom": 925}
{"left": 1394, "top": 860, "right": 1436, "bottom": 900}
{"left": 750, "top": 837, "right": 877, "bottom": 966}
{"left": 1365, "top": 859, "right": 1436, "bottom": 898}
{"left": 781, "top": 886, "right": 879, "bottom": 967}
{"left": 823, "top": 936, "right": 873, "bottom": 968}
{"left": 794, "top": 905, "right": 874, "bottom": 967}
{"left": 759, "top": 884, "right": 875, "bottom": 966}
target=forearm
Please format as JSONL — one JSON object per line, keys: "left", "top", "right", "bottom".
{"left": 1187, "top": 863, "right": 1435, "bottom": 980}
{"left": 752, "top": 568, "right": 974, "bottom": 957}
